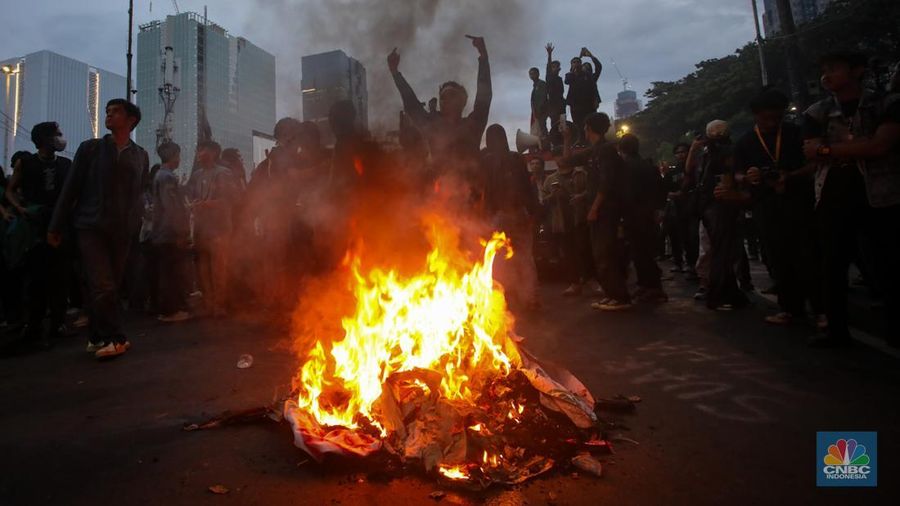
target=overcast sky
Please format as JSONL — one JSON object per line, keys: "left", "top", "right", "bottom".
{"left": 0, "top": 0, "right": 760, "bottom": 134}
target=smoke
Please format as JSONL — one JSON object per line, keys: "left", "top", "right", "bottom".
{"left": 244, "top": 0, "right": 539, "bottom": 133}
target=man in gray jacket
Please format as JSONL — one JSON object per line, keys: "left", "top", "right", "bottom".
{"left": 48, "top": 99, "right": 149, "bottom": 360}
{"left": 150, "top": 142, "right": 191, "bottom": 323}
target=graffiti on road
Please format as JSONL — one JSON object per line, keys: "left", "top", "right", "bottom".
{"left": 601, "top": 340, "right": 809, "bottom": 423}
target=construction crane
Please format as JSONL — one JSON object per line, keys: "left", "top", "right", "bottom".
{"left": 171, "top": 0, "right": 180, "bottom": 13}
{"left": 611, "top": 60, "right": 629, "bottom": 92}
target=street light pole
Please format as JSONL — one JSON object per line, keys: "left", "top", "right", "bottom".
{"left": 774, "top": 0, "right": 808, "bottom": 106}
{"left": 126, "top": 0, "right": 135, "bottom": 101}
{"left": 750, "top": 0, "right": 769, "bottom": 86}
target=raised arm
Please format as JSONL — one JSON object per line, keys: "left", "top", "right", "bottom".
{"left": 545, "top": 42, "right": 554, "bottom": 77}
{"left": 388, "top": 48, "right": 428, "bottom": 126}
{"left": 467, "top": 35, "right": 492, "bottom": 131}
{"left": 583, "top": 48, "right": 602, "bottom": 82}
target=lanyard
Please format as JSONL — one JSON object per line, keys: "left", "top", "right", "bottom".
{"left": 754, "top": 125, "right": 782, "bottom": 167}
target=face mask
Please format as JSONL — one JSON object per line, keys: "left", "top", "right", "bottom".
{"left": 52, "top": 136, "right": 67, "bottom": 152}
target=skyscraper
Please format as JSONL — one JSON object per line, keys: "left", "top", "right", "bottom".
{"left": 0, "top": 50, "right": 125, "bottom": 170}
{"left": 301, "top": 50, "right": 368, "bottom": 145}
{"left": 615, "top": 89, "right": 642, "bottom": 120}
{"left": 136, "top": 12, "right": 275, "bottom": 178}
{"left": 762, "top": 0, "right": 835, "bottom": 37}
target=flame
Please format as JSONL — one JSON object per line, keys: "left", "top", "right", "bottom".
{"left": 468, "top": 423, "right": 483, "bottom": 432}
{"left": 294, "top": 231, "right": 522, "bottom": 431}
{"left": 438, "top": 464, "right": 470, "bottom": 480}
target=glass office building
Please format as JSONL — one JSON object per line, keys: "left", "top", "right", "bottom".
{"left": 136, "top": 12, "right": 275, "bottom": 179}
{"left": 0, "top": 50, "right": 125, "bottom": 171}
{"left": 301, "top": 50, "right": 368, "bottom": 146}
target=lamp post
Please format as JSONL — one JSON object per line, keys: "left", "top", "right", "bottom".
{"left": 750, "top": 0, "right": 769, "bottom": 86}
{"left": 1, "top": 64, "right": 20, "bottom": 169}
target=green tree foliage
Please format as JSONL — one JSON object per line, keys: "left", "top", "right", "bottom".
{"left": 630, "top": 0, "right": 900, "bottom": 162}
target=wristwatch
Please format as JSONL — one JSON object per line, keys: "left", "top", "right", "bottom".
{"left": 816, "top": 145, "right": 832, "bottom": 158}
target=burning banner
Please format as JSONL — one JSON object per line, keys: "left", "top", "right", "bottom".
{"left": 283, "top": 219, "right": 608, "bottom": 487}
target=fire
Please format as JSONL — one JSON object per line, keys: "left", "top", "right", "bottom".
{"left": 294, "top": 230, "right": 522, "bottom": 433}
{"left": 438, "top": 464, "right": 470, "bottom": 481}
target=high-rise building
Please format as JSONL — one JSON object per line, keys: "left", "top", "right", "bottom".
{"left": 615, "top": 89, "right": 642, "bottom": 120}
{"left": 762, "top": 0, "right": 835, "bottom": 37}
{"left": 0, "top": 50, "right": 125, "bottom": 170}
{"left": 301, "top": 50, "right": 368, "bottom": 145}
{"left": 136, "top": 12, "right": 275, "bottom": 178}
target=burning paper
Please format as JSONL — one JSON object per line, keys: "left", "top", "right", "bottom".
{"left": 284, "top": 225, "right": 604, "bottom": 486}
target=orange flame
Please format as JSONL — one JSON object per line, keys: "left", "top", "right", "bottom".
{"left": 294, "top": 231, "right": 521, "bottom": 432}
{"left": 438, "top": 464, "right": 470, "bottom": 480}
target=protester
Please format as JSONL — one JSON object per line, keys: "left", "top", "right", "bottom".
{"left": 146, "top": 141, "right": 191, "bottom": 323}
{"left": 803, "top": 51, "right": 900, "bottom": 347}
{"left": 662, "top": 143, "right": 690, "bottom": 272}
{"left": 565, "top": 48, "right": 602, "bottom": 144}
{"left": 529, "top": 67, "right": 549, "bottom": 138}
{"left": 618, "top": 134, "right": 667, "bottom": 303}
{"left": 737, "top": 87, "right": 823, "bottom": 327}
{"left": 48, "top": 99, "right": 149, "bottom": 359}
{"left": 545, "top": 43, "right": 566, "bottom": 143}
{"left": 564, "top": 113, "right": 631, "bottom": 310}
{"left": 481, "top": 124, "right": 541, "bottom": 310}
{"left": 694, "top": 120, "right": 750, "bottom": 311}
{"left": 541, "top": 155, "right": 592, "bottom": 295}
{"left": 388, "top": 35, "right": 491, "bottom": 177}
{"left": 187, "top": 140, "right": 236, "bottom": 317}
{"left": 3, "top": 122, "right": 71, "bottom": 352}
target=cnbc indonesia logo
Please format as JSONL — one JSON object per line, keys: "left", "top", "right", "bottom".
{"left": 818, "top": 434, "right": 877, "bottom": 487}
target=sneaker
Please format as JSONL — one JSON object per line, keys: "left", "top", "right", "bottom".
{"left": 73, "top": 315, "right": 90, "bottom": 328}
{"left": 158, "top": 311, "right": 192, "bottom": 323}
{"left": 595, "top": 299, "right": 633, "bottom": 311}
{"left": 95, "top": 341, "right": 129, "bottom": 359}
{"left": 669, "top": 265, "right": 684, "bottom": 273}
{"left": 86, "top": 340, "right": 106, "bottom": 353}
{"left": 815, "top": 314, "right": 828, "bottom": 330}
{"left": 693, "top": 287, "right": 707, "bottom": 300}
{"left": 764, "top": 312, "right": 792, "bottom": 325}
{"left": 715, "top": 303, "right": 735, "bottom": 312}
{"left": 562, "top": 284, "right": 582, "bottom": 296}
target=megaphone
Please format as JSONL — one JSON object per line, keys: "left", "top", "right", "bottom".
{"left": 515, "top": 129, "right": 541, "bottom": 153}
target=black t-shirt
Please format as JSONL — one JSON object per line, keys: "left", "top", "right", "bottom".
{"left": 582, "top": 141, "right": 626, "bottom": 218}
{"left": 734, "top": 122, "right": 812, "bottom": 207}
{"left": 623, "top": 155, "right": 664, "bottom": 214}
{"left": 20, "top": 153, "right": 71, "bottom": 208}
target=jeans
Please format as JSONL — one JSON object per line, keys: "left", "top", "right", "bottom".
{"left": 702, "top": 204, "right": 746, "bottom": 309}
{"left": 195, "top": 236, "right": 228, "bottom": 312}
{"left": 153, "top": 243, "right": 189, "bottom": 315}
{"left": 625, "top": 211, "right": 662, "bottom": 290}
{"left": 78, "top": 230, "right": 131, "bottom": 343}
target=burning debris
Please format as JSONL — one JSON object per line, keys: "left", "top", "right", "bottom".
{"left": 281, "top": 227, "right": 622, "bottom": 488}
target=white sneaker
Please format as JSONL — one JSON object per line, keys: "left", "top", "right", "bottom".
{"left": 95, "top": 341, "right": 130, "bottom": 360}
{"left": 86, "top": 340, "right": 105, "bottom": 353}
{"left": 158, "top": 311, "right": 192, "bottom": 323}
{"left": 764, "top": 312, "right": 792, "bottom": 325}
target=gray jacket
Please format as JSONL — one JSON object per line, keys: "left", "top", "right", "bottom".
{"left": 149, "top": 167, "right": 189, "bottom": 245}
{"left": 49, "top": 135, "right": 150, "bottom": 237}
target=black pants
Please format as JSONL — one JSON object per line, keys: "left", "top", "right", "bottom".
{"left": 768, "top": 201, "right": 822, "bottom": 316}
{"left": 679, "top": 204, "right": 700, "bottom": 271}
{"left": 570, "top": 107, "right": 592, "bottom": 145}
{"left": 78, "top": 230, "right": 131, "bottom": 344}
{"left": 591, "top": 218, "right": 629, "bottom": 302}
{"left": 558, "top": 224, "right": 595, "bottom": 285}
{"left": 816, "top": 205, "right": 860, "bottom": 339}
{"left": 866, "top": 205, "right": 900, "bottom": 343}
{"left": 23, "top": 243, "right": 68, "bottom": 339}
{"left": 703, "top": 204, "right": 746, "bottom": 309}
{"left": 0, "top": 258, "right": 24, "bottom": 325}
{"left": 626, "top": 211, "right": 662, "bottom": 289}
{"left": 153, "top": 243, "right": 188, "bottom": 315}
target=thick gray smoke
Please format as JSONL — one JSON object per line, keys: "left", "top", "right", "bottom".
{"left": 245, "top": 0, "right": 538, "bottom": 133}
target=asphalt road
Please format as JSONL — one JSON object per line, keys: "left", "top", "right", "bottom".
{"left": 1, "top": 273, "right": 898, "bottom": 506}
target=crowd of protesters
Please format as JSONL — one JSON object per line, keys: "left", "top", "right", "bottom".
{"left": 526, "top": 48, "right": 899, "bottom": 348}
{"left": 0, "top": 40, "right": 897, "bottom": 361}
